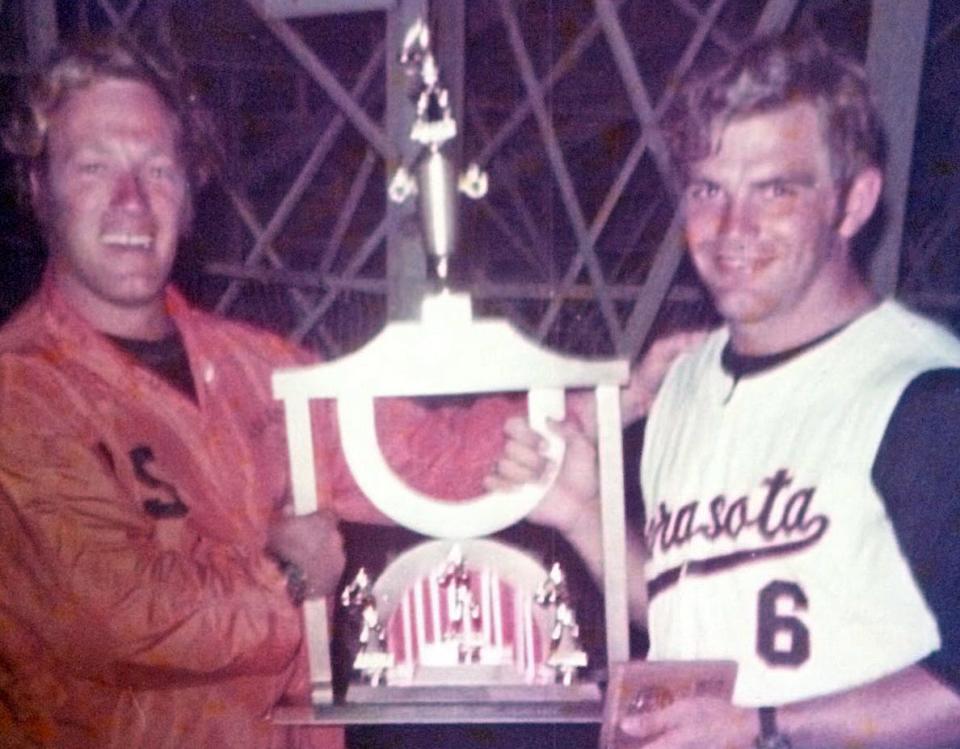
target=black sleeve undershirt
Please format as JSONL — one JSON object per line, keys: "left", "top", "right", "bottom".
{"left": 871, "top": 368, "right": 960, "bottom": 694}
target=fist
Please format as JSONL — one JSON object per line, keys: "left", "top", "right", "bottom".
{"left": 267, "top": 509, "right": 346, "bottom": 598}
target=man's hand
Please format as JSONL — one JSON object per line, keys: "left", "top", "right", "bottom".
{"left": 484, "top": 416, "right": 599, "bottom": 536}
{"left": 619, "top": 696, "right": 754, "bottom": 749}
{"left": 483, "top": 330, "right": 708, "bottom": 523}
{"left": 485, "top": 411, "right": 651, "bottom": 624}
{"left": 267, "top": 509, "right": 346, "bottom": 599}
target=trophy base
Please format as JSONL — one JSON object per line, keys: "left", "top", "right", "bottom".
{"left": 400, "top": 663, "right": 525, "bottom": 686}
{"left": 345, "top": 681, "right": 602, "bottom": 704}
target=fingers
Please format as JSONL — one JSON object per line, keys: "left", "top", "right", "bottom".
{"left": 564, "top": 390, "right": 598, "bottom": 439}
{"left": 483, "top": 412, "right": 600, "bottom": 497}
{"left": 503, "top": 416, "right": 547, "bottom": 448}
{"left": 619, "top": 704, "right": 677, "bottom": 748}
{"left": 621, "top": 709, "right": 669, "bottom": 739}
{"left": 545, "top": 415, "right": 588, "bottom": 441}
{"left": 484, "top": 417, "right": 552, "bottom": 492}
{"left": 268, "top": 511, "right": 343, "bottom": 564}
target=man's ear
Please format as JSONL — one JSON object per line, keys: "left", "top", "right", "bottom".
{"left": 837, "top": 167, "right": 883, "bottom": 240}
{"left": 177, "top": 183, "right": 195, "bottom": 240}
{"left": 28, "top": 166, "right": 48, "bottom": 224}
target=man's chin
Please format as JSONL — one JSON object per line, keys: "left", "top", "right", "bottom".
{"left": 102, "top": 279, "right": 168, "bottom": 309}
{"left": 710, "top": 291, "right": 771, "bottom": 325}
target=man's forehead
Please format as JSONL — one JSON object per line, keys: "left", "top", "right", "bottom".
{"left": 691, "top": 101, "right": 832, "bottom": 177}
{"left": 48, "top": 77, "right": 184, "bottom": 151}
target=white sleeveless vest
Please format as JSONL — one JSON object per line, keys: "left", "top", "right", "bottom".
{"left": 642, "top": 301, "right": 960, "bottom": 705}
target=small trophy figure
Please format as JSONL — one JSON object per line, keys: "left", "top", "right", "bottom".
{"left": 341, "top": 568, "right": 393, "bottom": 685}
{"left": 535, "top": 562, "right": 588, "bottom": 685}
{"left": 436, "top": 544, "right": 484, "bottom": 663}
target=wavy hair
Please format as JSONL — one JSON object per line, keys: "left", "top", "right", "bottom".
{"left": 666, "top": 32, "right": 885, "bottom": 194}
{"left": 3, "top": 37, "right": 218, "bottom": 205}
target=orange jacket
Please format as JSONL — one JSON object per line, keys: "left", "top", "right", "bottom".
{"left": 0, "top": 281, "right": 516, "bottom": 748}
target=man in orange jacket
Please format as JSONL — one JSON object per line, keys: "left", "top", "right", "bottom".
{"left": 0, "top": 39, "right": 516, "bottom": 748}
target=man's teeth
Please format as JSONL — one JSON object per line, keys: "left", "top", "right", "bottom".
{"left": 102, "top": 233, "right": 152, "bottom": 247}
{"left": 718, "top": 255, "right": 763, "bottom": 270}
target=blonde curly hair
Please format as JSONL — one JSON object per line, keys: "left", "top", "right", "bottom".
{"left": 4, "top": 37, "right": 218, "bottom": 206}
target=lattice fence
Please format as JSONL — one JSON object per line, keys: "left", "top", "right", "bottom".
{"left": 1, "top": 0, "right": 957, "bottom": 354}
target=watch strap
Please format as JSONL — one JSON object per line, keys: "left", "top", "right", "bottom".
{"left": 759, "top": 706, "right": 777, "bottom": 739}
{"left": 754, "top": 706, "right": 792, "bottom": 749}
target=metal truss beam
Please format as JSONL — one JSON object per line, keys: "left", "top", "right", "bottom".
{"left": 247, "top": 1, "right": 395, "bottom": 160}
{"left": 866, "top": 0, "right": 931, "bottom": 296}
{"left": 542, "top": 0, "right": 726, "bottom": 355}
{"left": 214, "top": 40, "right": 385, "bottom": 316}
{"left": 595, "top": 0, "right": 680, "bottom": 195}
{"left": 96, "top": 0, "right": 145, "bottom": 32}
{"left": 476, "top": 0, "right": 629, "bottom": 168}
{"left": 254, "top": 0, "right": 396, "bottom": 17}
{"left": 498, "top": 0, "right": 622, "bottom": 350}
{"left": 23, "top": 0, "right": 58, "bottom": 65}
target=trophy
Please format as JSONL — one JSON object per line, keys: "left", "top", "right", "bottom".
{"left": 271, "top": 15, "right": 630, "bottom": 726}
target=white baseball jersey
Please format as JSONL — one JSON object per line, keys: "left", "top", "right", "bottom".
{"left": 642, "top": 300, "right": 960, "bottom": 706}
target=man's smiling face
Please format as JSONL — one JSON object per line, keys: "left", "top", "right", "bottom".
{"left": 34, "top": 77, "right": 190, "bottom": 327}
{"left": 683, "top": 101, "right": 856, "bottom": 349}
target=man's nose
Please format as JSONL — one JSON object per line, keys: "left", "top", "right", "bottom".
{"left": 111, "top": 170, "right": 149, "bottom": 212}
{"left": 718, "top": 196, "right": 756, "bottom": 238}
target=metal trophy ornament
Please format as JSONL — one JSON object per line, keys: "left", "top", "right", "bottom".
{"left": 272, "top": 16, "right": 630, "bottom": 724}
{"left": 341, "top": 568, "right": 393, "bottom": 686}
{"left": 535, "top": 562, "right": 589, "bottom": 686}
{"left": 387, "top": 17, "right": 488, "bottom": 282}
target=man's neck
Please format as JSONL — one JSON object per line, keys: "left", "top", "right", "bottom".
{"left": 55, "top": 278, "right": 174, "bottom": 342}
{"left": 729, "top": 276, "right": 878, "bottom": 357}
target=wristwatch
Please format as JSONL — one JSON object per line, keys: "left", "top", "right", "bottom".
{"left": 753, "top": 707, "right": 792, "bottom": 749}
{"left": 282, "top": 561, "right": 309, "bottom": 605}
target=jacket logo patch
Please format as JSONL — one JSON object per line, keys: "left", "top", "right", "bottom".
{"left": 130, "top": 445, "right": 189, "bottom": 519}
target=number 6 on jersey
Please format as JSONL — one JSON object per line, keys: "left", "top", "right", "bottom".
{"left": 757, "top": 580, "right": 810, "bottom": 666}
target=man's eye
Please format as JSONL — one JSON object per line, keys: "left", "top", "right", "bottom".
{"left": 764, "top": 182, "right": 795, "bottom": 198}
{"left": 688, "top": 183, "right": 719, "bottom": 200}
{"left": 79, "top": 162, "right": 107, "bottom": 175}
{"left": 147, "top": 164, "right": 174, "bottom": 180}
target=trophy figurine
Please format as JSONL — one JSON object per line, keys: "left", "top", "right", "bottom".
{"left": 535, "top": 562, "right": 589, "bottom": 685}
{"left": 341, "top": 568, "right": 394, "bottom": 686}
{"left": 436, "top": 544, "right": 485, "bottom": 664}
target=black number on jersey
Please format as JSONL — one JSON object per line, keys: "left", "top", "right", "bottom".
{"left": 130, "top": 445, "right": 189, "bottom": 519}
{"left": 756, "top": 580, "right": 810, "bottom": 666}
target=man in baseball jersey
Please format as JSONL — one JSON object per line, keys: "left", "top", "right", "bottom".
{"left": 0, "top": 40, "right": 516, "bottom": 748}
{"left": 490, "top": 32, "right": 960, "bottom": 748}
